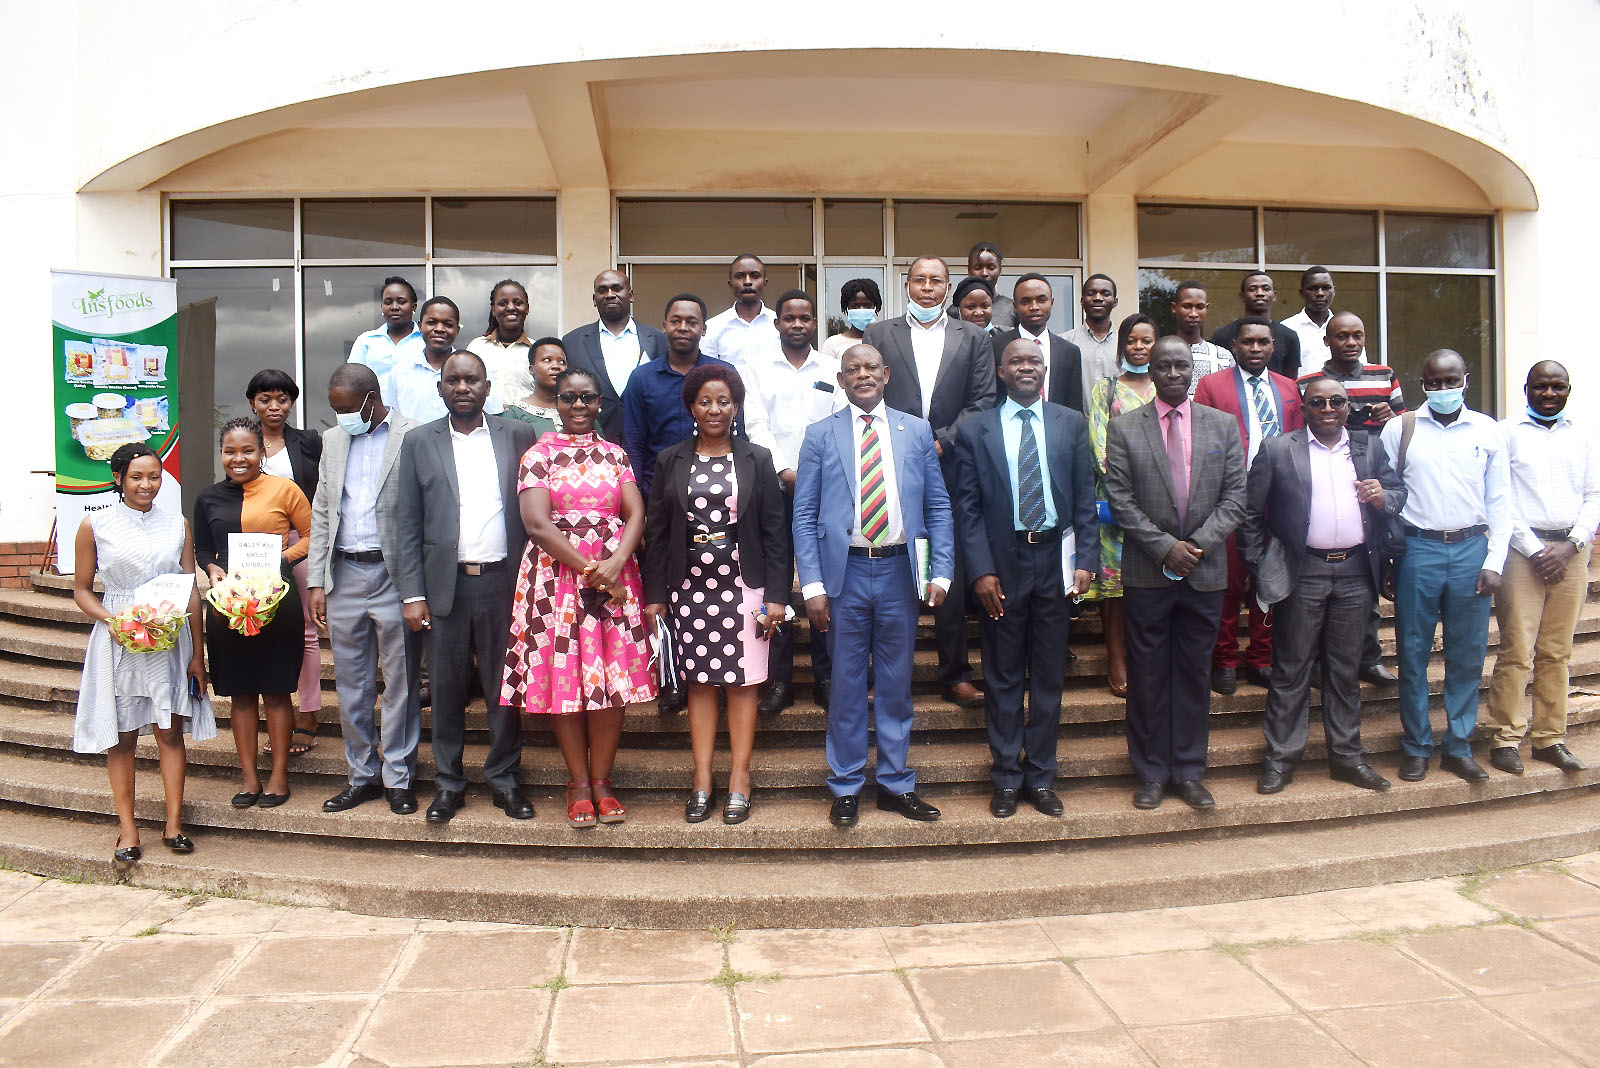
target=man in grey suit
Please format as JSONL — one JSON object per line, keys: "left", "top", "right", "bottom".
{"left": 395, "top": 352, "right": 539, "bottom": 823}
{"left": 1105, "top": 336, "right": 1247, "bottom": 810}
{"left": 864, "top": 254, "right": 997, "bottom": 708}
{"left": 306, "top": 365, "right": 423, "bottom": 815}
{"left": 561, "top": 270, "right": 670, "bottom": 443}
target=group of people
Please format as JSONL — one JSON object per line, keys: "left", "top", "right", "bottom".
{"left": 70, "top": 244, "right": 1596, "bottom": 860}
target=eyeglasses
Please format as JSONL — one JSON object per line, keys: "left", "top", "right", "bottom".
{"left": 1304, "top": 396, "right": 1350, "bottom": 410}
{"left": 557, "top": 392, "right": 601, "bottom": 405}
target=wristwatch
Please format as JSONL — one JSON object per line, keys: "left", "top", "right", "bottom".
{"left": 1570, "top": 533, "right": 1589, "bottom": 552}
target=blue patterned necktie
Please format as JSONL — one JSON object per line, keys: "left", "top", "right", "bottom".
{"left": 1251, "top": 376, "right": 1281, "bottom": 439}
{"left": 1017, "top": 409, "right": 1046, "bottom": 531}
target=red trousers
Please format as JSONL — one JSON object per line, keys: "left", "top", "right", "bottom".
{"left": 1213, "top": 535, "right": 1272, "bottom": 671}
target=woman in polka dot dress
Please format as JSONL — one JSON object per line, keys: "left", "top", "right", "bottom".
{"left": 644, "top": 364, "right": 790, "bottom": 825}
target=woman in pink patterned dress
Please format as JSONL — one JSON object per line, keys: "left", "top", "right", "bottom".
{"left": 502, "top": 368, "right": 655, "bottom": 828}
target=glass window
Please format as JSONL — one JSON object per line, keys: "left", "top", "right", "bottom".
{"left": 302, "top": 198, "right": 424, "bottom": 260}
{"left": 894, "top": 201, "right": 1079, "bottom": 262}
{"left": 625, "top": 264, "right": 806, "bottom": 328}
{"left": 1385, "top": 274, "right": 1493, "bottom": 411}
{"left": 1386, "top": 214, "right": 1493, "bottom": 269}
{"left": 431, "top": 198, "right": 557, "bottom": 259}
{"left": 1135, "top": 268, "right": 1257, "bottom": 340}
{"left": 1264, "top": 209, "right": 1377, "bottom": 266}
{"left": 821, "top": 265, "right": 887, "bottom": 341}
{"left": 301, "top": 266, "right": 416, "bottom": 432}
{"left": 1281, "top": 268, "right": 1382, "bottom": 365}
{"left": 617, "top": 199, "right": 813, "bottom": 257}
{"left": 995, "top": 273, "right": 1078, "bottom": 334}
{"left": 1137, "top": 205, "right": 1255, "bottom": 263}
{"left": 170, "top": 200, "right": 292, "bottom": 261}
{"left": 433, "top": 266, "right": 561, "bottom": 343}
{"left": 175, "top": 267, "right": 297, "bottom": 485}
{"left": 823, "top": 200, "right": 883, "bottom": 257}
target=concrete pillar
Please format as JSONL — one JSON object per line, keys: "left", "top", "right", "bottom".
{"left": 1085, "top": 193, "right": 1139, "bottom": 303}
{"left": 558, "top": 187, "right": 613, "bottom": 332}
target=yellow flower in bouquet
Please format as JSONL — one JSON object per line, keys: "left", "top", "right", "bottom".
{"left": 204, "top": 569, "right": 289, "bottom": 636}
{"left": 107, "top": 598, "right": 188, "bottom": 652}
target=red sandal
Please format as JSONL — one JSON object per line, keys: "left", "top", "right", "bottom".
{"left": 566, "top": 781, "right": 597, "bottom": 829}
{"left": 592, "top": 778, "right": 627, "bottom": 824}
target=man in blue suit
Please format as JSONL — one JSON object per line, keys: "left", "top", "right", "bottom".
{"left": 953, "top": 339, "right": 1098, "bottom": 819}
{"left": 793, "top": 344, "right": 955, "bottom": 826}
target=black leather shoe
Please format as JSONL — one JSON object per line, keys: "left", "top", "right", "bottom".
{"left": 1398, "top": 755, "right": 1429, "bottom": 781}
{"left": 1489, "top": 746, "right": 1524, "bottom": 775}
{"left": 829, "top": 794, "right": 859, "bottom": 827}
{"left": 1132, "top": 781, "right": 1164, "bottom": 809}
{"left": 161, "top": 833, "right": 195, "bottom": 853}
{"left": 1330, "top": 763, "right": 1391, "bottom": 791}
{"left": 386, "top": 788, "right": 418, "bottom": 814}
{"left": 1360, "top": 663, "right": 1398, "bottom": 685}
{"left": 257, "top": 789, "right": 291, "bottom": 808}
{"left": 685, "top": 790, "right": 715, "bottom": 824}
{"left": 1020, "top": 787, "right": 1064, "bottom": 817}
{"left": 722, "top": 792, "right": 751, "bottom": 825}
{"left": 231, "top": 789, "right": 262, "bottom": 809}
{"left": 1440, "top": 754, "right": 1489, "bottom": 782}
{"left": 813, "top": 679, "right": 831, "bottom": 710}
{"left": 426, "top": 790, "right": 464, "bottom": 823}
{"left": 757, "top": 681, "right": 793, "bottom": 714}
{"left": 418, "top": 669, "right": 431, "bottom": 708}
{"left": 877, "top": 790, "right": 941, "bottom": 821}
{"left": 113, "top": 843, "right": 141, "bottom": 863}
{"left": 990, "top": 789, "right": 1018, "bottom": 818}
{"left": 323, "top": 782, "right": 384, "bottom": 813}
{"left": 1257, "top": 767, "right": 1293, "bottom": 794}
{"left": 493, "top": 789, "right": 536, "bottom": 819}
{"left": 1177, "top": 780, "right": 1216, "bottom": 809}
{"left": 1210, "top": 667, "right": 1237, "bottom": 695}
{"left": 657, "top": 688, "right": 686, "bottom": 715}
{"left": 1242, "top": 665, "right": 1273, "bottom": 689}
{"left": 1533, "top": 743, "right": 1587, "bottom": 772}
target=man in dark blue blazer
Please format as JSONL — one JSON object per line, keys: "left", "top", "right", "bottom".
{"left": 561, "top": 270, "right": 670, "bottom": 443}
{"left": 793, "top": 343, "right": 955, "bottom": 827}
{"left": 953, "top": 339, "right": 1098, "bottom": 818}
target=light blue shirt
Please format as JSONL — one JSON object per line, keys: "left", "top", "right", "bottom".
{"left": 1000, "top": 396, "right": 1058, "bottom": 531}
{"left": 383, "top": 349, "right": 504, "bottom": 424}
{"left": 1380, "top": 404, "right": 1511, "bottom": 574}
{"left": 597, "top": 318, "right": 647, "bottom": 395}
{"left": 349, "top": 324, "right": 423, "bottom": 382}
{"left": 334, "top": 417, "right": 390, "bottom": 552}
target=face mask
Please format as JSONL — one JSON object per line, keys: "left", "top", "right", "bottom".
{"left": 1527, "top": 404, "right": 1564, "bottom": 425}
{"left": 845, "top": 308, "right": 875, "bottom": 332}
{"left": 336, "top": 392, "right": 375, "bottom": 435}
{"left": 1121, "top": 359, "right": 1149, "bottom": 375}
{"left": 1424, "top": 385, "right": 1466, "bottom": 415}
{"left": 906, "top": 299, "right": 944, "bottom": 325}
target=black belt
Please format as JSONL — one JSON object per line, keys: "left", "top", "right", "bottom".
{"left": 1404, "top": 524, "right": 1488, "bottom": 544}
{"left": 1532, "top": 527, "right": 1573, "bottom": 542}
{"left": 1307, "top": 545, "right": 1366, "bottom": 562}
{"left": 848, "top": 544, "right": 908, "bottom": 558}
{"left": 458, "top": 560, "right": 506, "bottom": 575}
{"left": 1016, "top": 527, "right": 1059, "bottom": 544}
{"left": 337, "top": 548, "right": 384, "bottom": 564}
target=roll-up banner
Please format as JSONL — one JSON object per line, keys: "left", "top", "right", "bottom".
{"left": 50, "top": 270, "right": 181, "bottom": 573}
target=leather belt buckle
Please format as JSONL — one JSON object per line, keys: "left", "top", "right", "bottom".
{"left": 691, "top": 531, "right": 728, "bottom": 544}
{"left": 1324, "top": 550, "right": 1349, "bottom": 562}
{"left": 1441, "top": 528, "right": 1468, "bottom": 544}
{"left": 1533, "top": 527, "right": 1572, "bottom": 542}
{"left": 459, "top": 560, "right": 502, "bottom": 576}
{"left": 1019, "top": 528, "right": 1058, "bottom": 545}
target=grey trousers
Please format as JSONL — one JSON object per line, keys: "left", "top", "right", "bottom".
{"left": 1263, "top": 552, "right": 1373, "bottom": 771}
{"left": 326, "top": 556, "right": 421, "bottom": 788}
{"left": 426, "top": 566, "right": 522, "bottom": 794}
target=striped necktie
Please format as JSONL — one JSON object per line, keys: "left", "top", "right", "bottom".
{"left": 1017, "top": 409, "right": 1046, "bottom": 531}
{"left": 1251, "top": 375, "right": 1281, "bottom": 439}
{"left": 859, "top": 414, "right": 889, "bottom": 545}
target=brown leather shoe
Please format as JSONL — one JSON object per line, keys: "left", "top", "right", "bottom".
{"left": 941, "top": 682, "right": 984, "bottom": 709}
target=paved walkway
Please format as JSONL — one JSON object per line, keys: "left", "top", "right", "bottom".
{"left": 2, "top": 858, "right": 1599, "bottom": 1068}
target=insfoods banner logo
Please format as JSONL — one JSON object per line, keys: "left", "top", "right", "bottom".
{"left": 72, "top": 286, "right": 155, "bottom": 321}
{"left": 52, "top": 270, "right": 174, "bottom": 335}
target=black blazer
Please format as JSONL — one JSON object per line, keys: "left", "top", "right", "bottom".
{"left": 1238, "top": 428, "right": 1405, "bottom": 594}
{"left": 951, "top": 402, "right": 1099, "bottom": 594}
{"left": 642, "top": 437, "right": 791, "bottom": 606}
{"left": 988, "top": 328, "right": 1085, "bottom": 414}
{"left": 279, "top": 424, "right": 323, "bottom": 504}
{"left": 561, "top": 320, "right": 671, "bottom": 443}
{"left": 864, "top": 316, "right": 997, "bottom": 456}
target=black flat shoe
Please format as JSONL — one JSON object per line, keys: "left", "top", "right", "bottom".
{"left": 685, "top": 790, "right": 714, "bottom": 824}
{"left": 1489, "top": 747, "right": 1524, "bottom": 775}
{"left": 828, "top": 794, "right": 858, "bottom": 827}
{"left": 723, "top": 792, "right": 751, "bottom": 825}
{"left": 256, "top": 789, "right": 291, "bottom": 808}
{"left": 1330, "top": 763, "right": 1391, "bottom": 791}
{"left": 1440, "top": 754, "right": 1488, "bottom": 782}
{"left": 426, "top": 790, "right": 464, "bottom": 823}
{"left": 1177, "top": 780, "right": 1216, "bottom": 809}
{"left": 323, "top": 782, "right": 384, "bottom": 813}
{"left": 756, "top": 681, "right": 793, "bottom": 714}
{"left": 1020, "top": 787, "right": 1064, "bottom": 817}
{"left": 1398, "top": 755, "right": 1429, "bottom": 781}
{"left": 386, "top": 787, "right": 418, "bottom": 814}
{"left": 1257, "top": 767, "right": 1293, "bottom": 794}
{"left": 876, "top": 790, "right": 940, "bottom": 822}
{"left": 1133, "top": 781, "right": 1164, "bottom": 809}
{"left": 1532, "top": 743, "right": 1587, "bottom": 772}
{"left": 492, "top": 789, "right": 536, "bottom": 820}
{"left": 161, "top": 834, "right": 195, "bottom": 854}
{"left": 231, "top": 789, "right": 262, "bottom": 808}
{"left": 113, "top": 843, "right": 141, "bottom": 863}
{"left": 990, "top": 789, "right": 1018, "bottom": 819}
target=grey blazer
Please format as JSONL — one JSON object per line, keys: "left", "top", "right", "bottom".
{"left": 864, "top": 316, "right": 997, "bottom": 456}
{"left": 306, "top": 412, "right": 420, "bottom": 595}
{"left": 393, "top": 414, "right": 538, "bottom": 617}
{"left": 1104, "top": 401, "right": 1247, "bottom": 592}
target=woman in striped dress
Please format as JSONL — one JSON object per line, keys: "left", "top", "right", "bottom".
{"left": 72, "top": 443, "right": 215, "bottom": 862}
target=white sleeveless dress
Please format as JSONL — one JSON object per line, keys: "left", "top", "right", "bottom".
{"left": 72, "top": 502, "right": 217, "bottom": 754}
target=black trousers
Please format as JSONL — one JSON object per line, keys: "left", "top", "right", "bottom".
{"left": 979, "top": 537, "right": 1072, "bottom": 791}
{"left": 425, "top": 566, "right": 522, "bottom": 794}
{"left": 768, "top": 488, "right": 831, "bottom": 687}
{"left": 933, "top": 547, "right": 970, "bottom": 687}
{"left": 1123, "top": 582, "right": 1224, "bottom": 784}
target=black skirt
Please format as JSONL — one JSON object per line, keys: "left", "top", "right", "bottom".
{"left": 204, "top": 576, "right": 303, "bottom": 697}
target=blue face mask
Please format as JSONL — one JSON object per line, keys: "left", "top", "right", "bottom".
{"left": 1424, "top": 385, "right": 1466, "bottom": 415}
{"left": 336, "top": 392, "right": 375, "bottom": 436}
{"left": 845, "top": 308, "right": 875, "bottom": 332}
{"left": 1527, "top": 404, "right": 1564, "bottom": 425}
{"left": 1121, "top": 359, "right": 1149, "bottom": 375}
{"left": 906, "top": 299, "right": 944, "bottom": 325}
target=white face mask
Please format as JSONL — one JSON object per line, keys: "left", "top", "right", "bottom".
{"left": 336, "top": 392, "right": 375, "bottom": 435}
{"left": 907, "top": 298, "right": 944, "bottom": 324}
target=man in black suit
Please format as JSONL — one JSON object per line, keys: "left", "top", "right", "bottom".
{"left": 1239, "top": 376, "right": 1402, "bottom": 794}
{"left": 954, "top": 339, "right": 1098, "bottom": 819}
{"left": 561, "top": 269, "right": 670, "bottom": 442}
{"left": 988, "top": 274, "right": 1085, "bottom": 414}
{"left": 395, "top": 352, "right": 538, "bottom": 823}
{"left": 864, "top": 255, "right": 997, "bottom": 708}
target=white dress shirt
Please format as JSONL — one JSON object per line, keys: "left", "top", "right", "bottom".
{"left": 1016, "top": 323, "right": 1056, "bottom": 402}
{"left": 1236, "top": 366, "right": 1284, "bottom": 466}
{"left": 597, "top": 318, "right": 647, "bottom": 394}
{"left": 750, "top": 347, "right": 845, "bottom": 472}
{"left": 703, "top": 304, "right": 782, "bottom": 372}
{"left": 466, "top": 334, "right": 536, "bottom": 409}
{"left": 449, "top": 417, "right": 507, "bottom": 562}
{"left": 1502, "top": 411, "right": 1600, "bottom": 558}
{"left": 906, "top": 310, "right": 948, "bottom": 417}
{"left": 1186, "top": 339, "right": 1235, "bottom": 398}
{"left": 1305, "top": 429, "right": 1365, "bottom": 550}
{"left": 334, "top": 416, "right": 391, "bottom": 552}
{"left": 1281, "top": 308, "right": 1365, "bottom": 365}
{"left": 1380, "top": 405, "right": 1511, "bottom": 573}
{"left": 1065, "top": 322, "right": 1119, "bottom": 398}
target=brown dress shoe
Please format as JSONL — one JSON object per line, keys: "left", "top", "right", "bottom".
{"left": 941, "top": 682, "right": 984, "bottom": 708}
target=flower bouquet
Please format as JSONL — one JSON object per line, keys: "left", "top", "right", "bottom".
{"left": 106, "top": 601, "right": 188, "bottom": 652}
{"left": 204, "top": 569, "right": 289, "bottom": 636}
